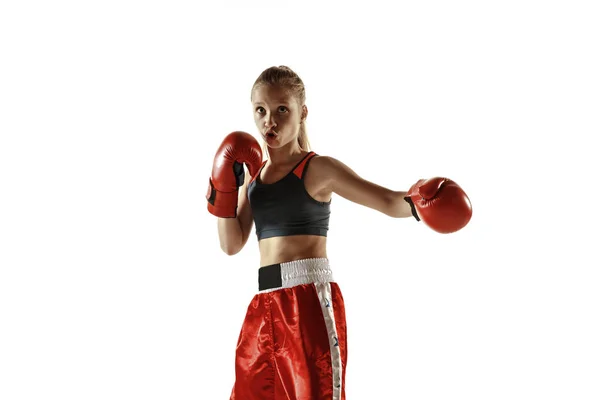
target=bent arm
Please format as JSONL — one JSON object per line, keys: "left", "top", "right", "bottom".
{"left": 217, "top": 170, "right": 254, "bottom": 255}
{"left": 320, "top": 156, "right": 413, "bottom": 218}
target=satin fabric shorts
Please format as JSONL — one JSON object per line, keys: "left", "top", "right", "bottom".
{"left": 230, "top": 258, "right": 347, "bottom": 400}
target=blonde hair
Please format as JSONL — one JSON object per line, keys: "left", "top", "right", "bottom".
{"left": 251, "top": 66, "right": 311, "bottom": 152}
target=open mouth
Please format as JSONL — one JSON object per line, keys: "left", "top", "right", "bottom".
{"left": 266, "top": 131, "right": 277, "bottom": 139}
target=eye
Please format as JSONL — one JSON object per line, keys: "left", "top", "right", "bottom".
{"left": 278, "top": 106, "right": 288, "bottom": 113}
{"left": 255, "top": 106, "right": 265, "bottom": 114}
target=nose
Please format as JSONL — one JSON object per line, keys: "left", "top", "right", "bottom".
{"left": 265, "top": 114, "right": 277, "bottom": 130}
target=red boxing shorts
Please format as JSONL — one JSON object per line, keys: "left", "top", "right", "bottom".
{"left": 230, "top": 258, "right": 347, "bottom": 400}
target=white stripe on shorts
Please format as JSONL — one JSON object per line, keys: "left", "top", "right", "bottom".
{"left": 315, "top": 282, "right": 342, "bottom": 400}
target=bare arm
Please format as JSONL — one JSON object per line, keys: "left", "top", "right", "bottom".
{"left": 317, "top": 156, "right": 414, "bottom": 218}
{"left": 217, "top": 169, "right": 254, "bottom": 255}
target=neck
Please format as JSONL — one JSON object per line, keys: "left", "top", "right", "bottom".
{"left": 267, "top": 142, "right": 304, "bottom": 166}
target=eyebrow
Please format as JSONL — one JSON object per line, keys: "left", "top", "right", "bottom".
{"left": 253, "top": 100, "right": 291, "bottom": 106}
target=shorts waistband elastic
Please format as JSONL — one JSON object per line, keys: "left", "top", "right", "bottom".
{"left": 258, "top": 258, "right": 333, "bottom": 292}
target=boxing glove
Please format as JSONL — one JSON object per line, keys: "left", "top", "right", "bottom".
{"left": 404, "top": 177, "right": 472, "bottom": 234}
{"left": 206, "top": 131, "right": 263, "bottom": 218}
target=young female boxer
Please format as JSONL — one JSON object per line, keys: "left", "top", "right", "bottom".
{"left": 206, "top": 66, "right": 472, "bottom": 400}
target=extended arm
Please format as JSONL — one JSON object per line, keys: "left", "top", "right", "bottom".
{"left": 316, "top": 156, "right": 472, "bottom": 233}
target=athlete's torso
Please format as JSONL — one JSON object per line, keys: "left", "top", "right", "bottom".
{"left": 248, "top": 152, "right": 332, "bottom": 267}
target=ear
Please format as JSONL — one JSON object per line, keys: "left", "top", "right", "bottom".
{"left": 301, "top": 105, "right": 308, "bottom": 121}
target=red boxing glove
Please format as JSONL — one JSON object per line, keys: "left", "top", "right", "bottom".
{"left": 206, "top": 131, "right": 263, "bottom": 218}
{"left": 404, "top": 177, "right": 472, "bottom": 234}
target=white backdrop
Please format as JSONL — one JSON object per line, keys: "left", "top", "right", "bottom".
{"left": 1, "top": 1, "right": 599, "bottom": 399}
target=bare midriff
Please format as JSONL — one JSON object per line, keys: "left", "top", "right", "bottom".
{"left": 258, "top": 235, "right": 327, "bottom": 267}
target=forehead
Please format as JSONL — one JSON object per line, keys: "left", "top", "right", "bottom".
{"left": 252, "top": 84, "right": 296, "bottom": 104}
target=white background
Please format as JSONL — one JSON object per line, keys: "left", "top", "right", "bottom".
{"left": 1, "top": 1, "right": 599, "bottom": 399}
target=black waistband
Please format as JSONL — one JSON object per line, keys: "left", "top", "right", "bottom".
{"left": 258, "top": 263, "right": 283, "bottom": 291}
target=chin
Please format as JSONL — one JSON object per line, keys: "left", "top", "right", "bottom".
{"left": 264, "top": 137, "right": 283, "bottom": 148}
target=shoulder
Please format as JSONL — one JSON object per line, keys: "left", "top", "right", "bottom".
{"left": 310, "top": 154, "right": 336, "bottom": 170}
{"left": 307, "top": 154, "right": 335, "bottom": 177}
{"left": 306, "top": 154, "right": 357, "bottom": 189}
{"left": 310, "top": 154, "right": 350, "bottom": 177}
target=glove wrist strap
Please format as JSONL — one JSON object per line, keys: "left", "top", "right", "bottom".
{"left": 206, "top": 178, "right": 239, "bottom": 218}
{"left": 404, "top": 196, "right": 421, "bottom": 221}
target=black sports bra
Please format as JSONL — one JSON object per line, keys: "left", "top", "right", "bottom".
{"left": 247, "top": 152, "right": 331, "bottom": 240}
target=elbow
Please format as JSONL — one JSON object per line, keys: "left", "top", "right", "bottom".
{"left": 216, "top": 216, "right": 251, "bottom": 255}
{"left": 220, "top": 241, "right": 242, "bottom": 256}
